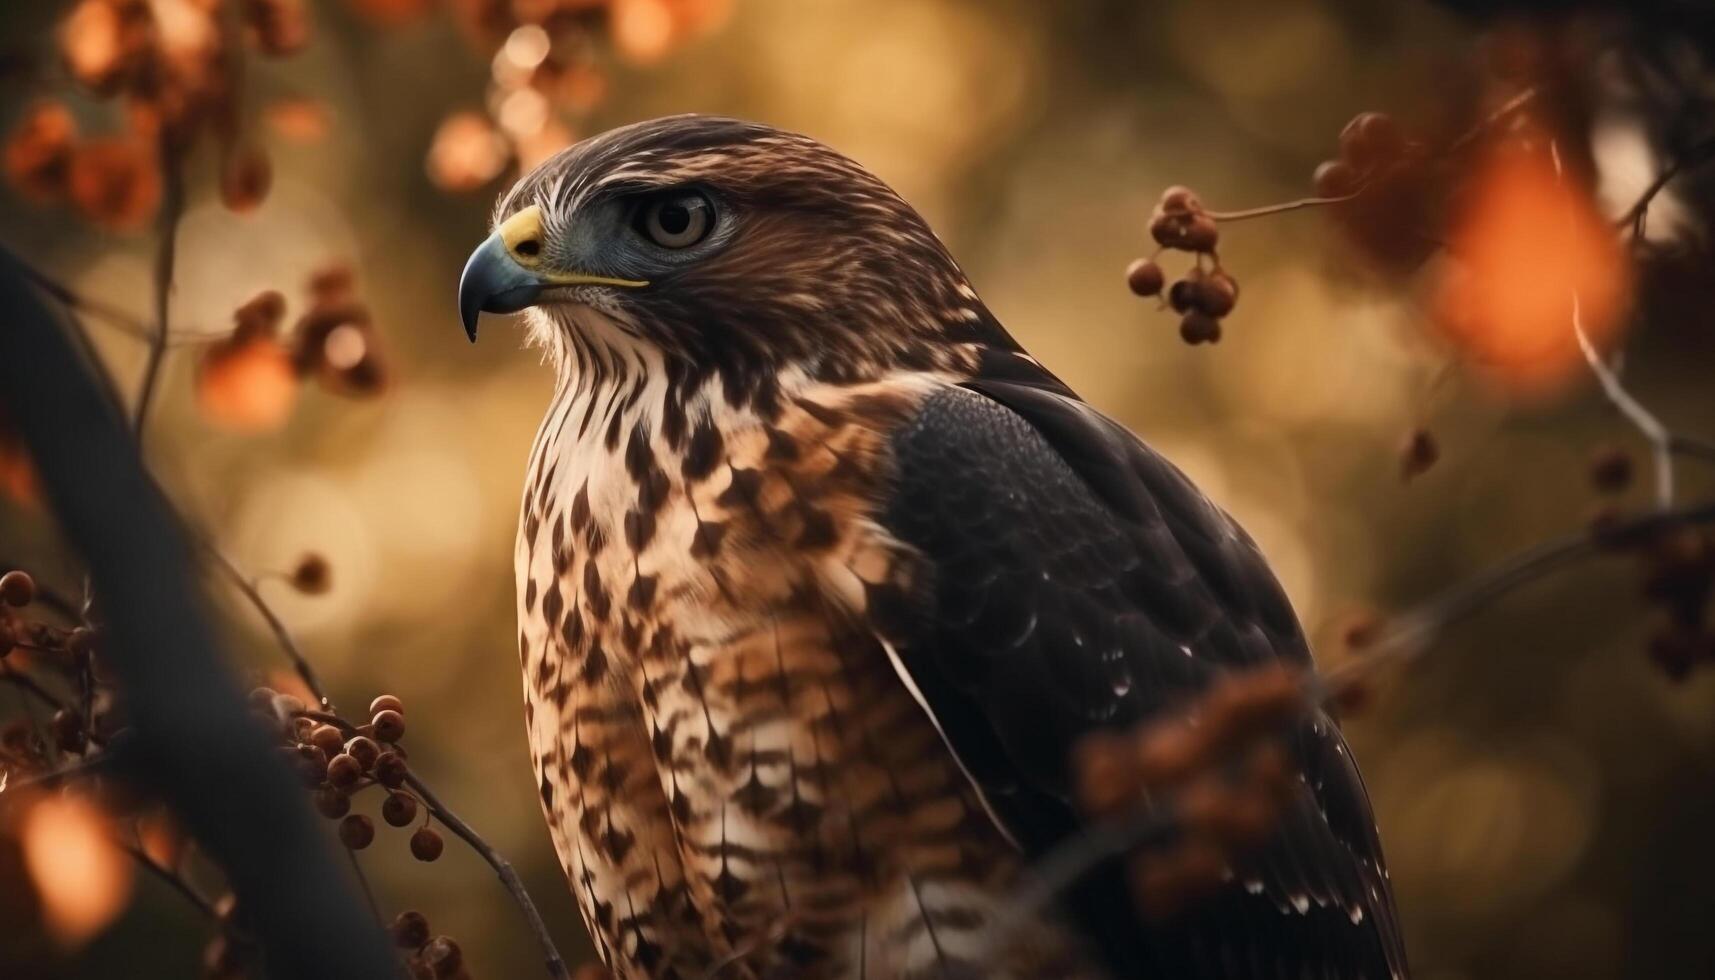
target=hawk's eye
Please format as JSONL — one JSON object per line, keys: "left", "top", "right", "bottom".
{"left": 635, "top": 191, "right": 714, "bottom": 249}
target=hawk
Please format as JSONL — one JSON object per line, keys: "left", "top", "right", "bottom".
{"left": 458, "top": 115, "right": 1407, "bottom": 980}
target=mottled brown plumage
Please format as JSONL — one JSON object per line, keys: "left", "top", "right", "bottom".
{"left": 465, "top": 115, "right": 1406, "bottom": 980}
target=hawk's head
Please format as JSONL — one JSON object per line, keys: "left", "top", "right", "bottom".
{"left": 458, "top": 115, "right": 1013, "bottom": 390}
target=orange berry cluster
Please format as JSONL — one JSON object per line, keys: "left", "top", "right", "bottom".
{"left": 1073, "top": 664, "right": 1308, "bottom": 919}
{"left": 1126, "top": 187, "right": 1241, "bottom": 346}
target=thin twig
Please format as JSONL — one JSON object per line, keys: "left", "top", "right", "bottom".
{"left": 1551, "top": 138, "right": 1678, "bottom": 510}
{"left": 206, "top": 546, "right": 332, "bottom": 710}
{"left": 1206, "top": 190, "right": 1363, "bottom": 223}
{"left": 124, "top": 839, "right": 222, "bottom": 921}
{"left": 1612, "top": 137, "right": 1715, "bottom": 238}
{"left": 0, "top": 751, "right": 112, "bottom": 796}
{"left": 12, "top": 260, "right": 153, "bottom": 339}
{"left": 133, "top": 132, "right": 187, "bottom": 444}
{"left": 404, "top": 772, "right": 571, "bottom": 980}
{"left": 1574, "top": 304, "right": 1675, "bottom": 509}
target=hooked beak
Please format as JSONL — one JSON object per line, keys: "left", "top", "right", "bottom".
{"left": 457, "top": 204, "right": 649, "bottom": 343}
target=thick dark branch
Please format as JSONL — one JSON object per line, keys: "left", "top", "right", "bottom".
{"left": 0, "top": 251, "right": 401, "bottom": 979}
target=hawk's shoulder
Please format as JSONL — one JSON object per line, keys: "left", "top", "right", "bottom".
{"left": 863, "top": 358, "right": 1407, "bottom": 979}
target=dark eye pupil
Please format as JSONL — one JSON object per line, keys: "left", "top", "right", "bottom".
{"left": 657, "top": 204, "right": 691, "bottom": 235}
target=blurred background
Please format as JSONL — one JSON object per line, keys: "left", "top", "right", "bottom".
{"left": 3, "top": 0, "right": 1715, "bottom": 977}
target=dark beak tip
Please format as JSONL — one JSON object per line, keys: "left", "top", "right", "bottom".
{"left": 458, "top": 231, "right": 543, "bottom": 346}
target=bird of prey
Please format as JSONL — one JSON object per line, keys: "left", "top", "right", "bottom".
{"left": 458, "top": 115, "right": 1407, "bottom": 980}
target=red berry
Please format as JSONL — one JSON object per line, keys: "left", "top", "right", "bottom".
{"left": 371, "top": 709, "right": 405, "bottom": 743}
{"left": 410, "top": 826, "right": 445, "bottom": 862}
{"left": 1126, "top": 257, "right": 1165, "bottom": 297}
{"left": 339, "top": 814, "right": 374, "bottom": 850}
{"left": 382, "top": 791, "right": 419, "bottom": 827}
{"left": 0, "top": 570, "right": 35, "bottom": 607}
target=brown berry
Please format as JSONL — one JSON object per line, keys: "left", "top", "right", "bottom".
{"left": 0, "top": 570, "right": 35, "bottom": 607}
{"left": 422, "top": 935, "right": 461, "bottom": 975}
{"left": 219, "top": 141, "right": 272, "bottom": 214}
{"left": 66, "top": 627, "right": 96, "bottom": 658}
{"left": 1158, "top": 185, "right": 1202, "bottom": 214}
{"left": 1312, "top": 159, "right": 1360, "bottom": 198}
{"left": 371, "top": 709, "right": 405, "bottom": 743}
{"left": 391, "top": 910, "right": 431, "bottom": 949}
{"left": 290, "top": 553, "right": 331, "bottom": 595}
{"left": 374, "top": 750, "right": 408, "bottom": 789}
{"left": 1198, "top": 272, "right": 1238, "bottom": 317}
{"left": 1179, "top": 312, "right": 1221, "bottom": 345}
{"left": 270, "top": 693, "right": 306, "bottom": 720}
{"left": 1338, "top": 112, "right": 1405, "bottom": 171}
{"left": 1167, "top": 276, "right": 1199, "bottom": 314}
{"left": 1399, "top": 428, "right": 1439, "bottom": 480}
{"left": 339, "top": 814, "right": 374, "bottom": 849}
{"left": 410, "top": 826, "right": 445, "bottom": 862}
{"left": 325, "top": 752, "right": 362, "bottom": 790}
{"left": 308, "top": 724, "right": 344, "bottom": 756}
{"left": 51, "top": 709, "right": 86, "bottom": 753}
{"left": 1587, "top": 503, "right": 1628, "bottom": 546}
{"left": 1589, "top": 446, "right": 1633, "bottom": 494}
{"left": 369, "top": 694, "right": 404, "bottom": 716}
{"left": 382, "top": 791, "right": 419, "bottom": 827}
{"left": 1125, "top": 257, "right": 1165, "bottom": 297}
{"left": 313, "top": 784, "right": 351, "bottom": 819}
{"left": 344, "top": 735, "right": 380, "bottom": 770}
{"left": 1180, "top": 214, "right": 1219, "bottom": 252}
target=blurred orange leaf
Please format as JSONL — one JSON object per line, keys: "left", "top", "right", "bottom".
{"left": 197, "top": 336, "right": 299, "bottom": 432}
{"left": 1433, "top": 138, "right": 1629, "bottom": 395}
{"left": 20, "top": 794, "right": 133, "bottom": 948}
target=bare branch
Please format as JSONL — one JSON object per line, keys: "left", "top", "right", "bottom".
{"left": 132, "top": 133, "right": 188, "bottom": 445}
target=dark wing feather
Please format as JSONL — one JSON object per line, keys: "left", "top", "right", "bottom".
{"left": 872, "top": 361, "right": 1406, "bottom": 979}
